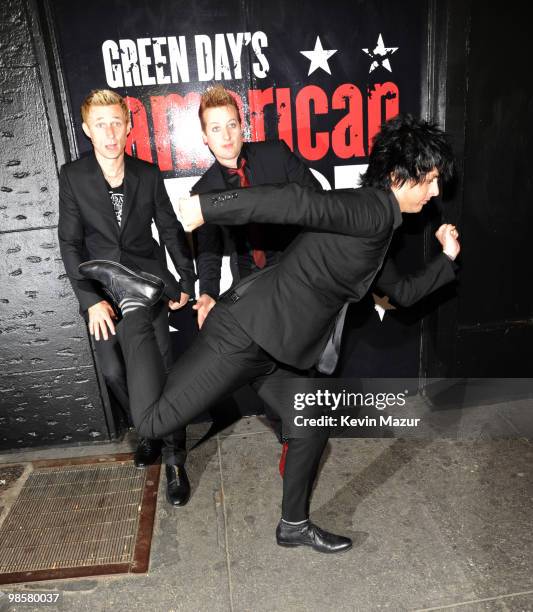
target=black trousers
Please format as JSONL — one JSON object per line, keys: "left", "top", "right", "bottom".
{"left": 117, "top": 302, "right": 329, "bottom": 522}
{"left": 92, "top": 300, "right": 186, "bottom": 465}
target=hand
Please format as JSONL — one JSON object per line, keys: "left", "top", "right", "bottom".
{"left": 178, "top": 195, "right": 204, "bottom": 232}
{"left": 168, "top": 293, "right": 190, "bottom": 310}
{"left": 88, "top": 300, "right": 117, "bottom": 341}
{"left": 192, "top": 293, "right": 216, "bottom": 329}
{"left": 435, "top": 223, "right": 461, "bottom": 260}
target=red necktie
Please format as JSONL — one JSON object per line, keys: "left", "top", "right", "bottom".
{"left": 228, "top": 158, "right": 266, "bottom": 269}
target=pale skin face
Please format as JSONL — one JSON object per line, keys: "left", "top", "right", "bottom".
{"left": 201, "top": 105, "right": 243, "bottom": 168}
{"left": 82, "top": 103, "right": 131, "bottom": 165}
{"left": 82, "top": 104, "right": 188, "bottom": 339}
{"left": 391, "top": 168, "right": 440, "bottom": 213}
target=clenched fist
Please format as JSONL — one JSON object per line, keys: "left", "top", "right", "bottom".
{"left": 435, "top": 223, "right": 460, "bottom": 260}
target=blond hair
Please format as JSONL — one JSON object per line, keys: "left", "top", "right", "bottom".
{"left": 80, "top": 89, "right": 129, "bottom": 123}
{"left": 198, "top": 85, "right": 241, "bottom": 130}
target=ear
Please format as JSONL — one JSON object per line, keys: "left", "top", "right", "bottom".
{"left": 202, "top": 131, "right": 208, "bottom": 145}
{"left": 82, "top": 122, "right": 91, "bottom": 139}
{"left": 126, "top": 120, "right": 132, "bottom": 136}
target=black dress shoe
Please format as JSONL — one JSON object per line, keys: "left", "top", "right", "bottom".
{"left": 276, "top": 520, "right": 352, "bottom": 553}
{"left": 165, "top": 464, "right": 191, "bottom": 507}
{"left": 134, "top": 437, "right": 162, "bottom": 468}
{"left": 78, "top": 260, "right": 164, "bottom": 311}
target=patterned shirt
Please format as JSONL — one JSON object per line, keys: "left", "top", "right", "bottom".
{"left": 106, "top": 181, "right": 124, "bottom": 227}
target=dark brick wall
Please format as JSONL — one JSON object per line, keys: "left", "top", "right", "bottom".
{"left": 0, "top": 0, "right": 110, "bottom": 449}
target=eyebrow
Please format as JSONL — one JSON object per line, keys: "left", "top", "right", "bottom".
{"left": 93, "top": 115, "right": 123, "bottom": 121}
{"left": 208, "top": 119, "right": 236, "bottom": 125}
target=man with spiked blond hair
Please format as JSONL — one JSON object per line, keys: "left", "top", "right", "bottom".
{"left": 58, "top": 89, "right": 196, "bottom": 507}
{"left": 192, "top": 85, "right": 320, "bottom": 326}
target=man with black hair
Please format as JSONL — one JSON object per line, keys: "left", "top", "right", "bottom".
{"left": 79, "top": 114, "right": 460, "bottom": 554}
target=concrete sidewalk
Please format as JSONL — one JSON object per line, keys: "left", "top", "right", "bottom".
{"left": 0, "top": 399, "right": 532, "bottom": 612}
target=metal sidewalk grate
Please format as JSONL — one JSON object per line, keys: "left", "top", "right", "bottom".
{"left": 0, "top": 458, "right": 160, "bottom": 584}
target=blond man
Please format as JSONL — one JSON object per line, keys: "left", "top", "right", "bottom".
{"left": 58, "top": 89, "right": 196, "bottom": 506}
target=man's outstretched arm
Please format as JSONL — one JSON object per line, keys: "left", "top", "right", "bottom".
{"left": 375, "top": 224, "right": 460, "bottom": 306}
{"left": 180, "top": 183, "right": 400, "bottom": 238}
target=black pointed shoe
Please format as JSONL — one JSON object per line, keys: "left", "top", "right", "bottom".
{"left": 78, "top": 260, "right": 164, "bottom": 310}
{"left": 134, "top": 437, "right": 162, "bottom": 468}
{"left": 276, "top": 520, "right": 352, "bottom": 554}
{"left": 165, "top": 464, "right": 191, "bottom": 507}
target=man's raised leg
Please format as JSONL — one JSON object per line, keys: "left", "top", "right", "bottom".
{"left": 116, "top": 302, "right": 274, "bottom": 440}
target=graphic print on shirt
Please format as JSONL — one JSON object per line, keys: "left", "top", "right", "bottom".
{"left": 108, "top": 184, "right": 124, "bottom": 226}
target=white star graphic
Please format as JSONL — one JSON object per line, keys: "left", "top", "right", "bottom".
{"left": 362, "top": 34, "right": 398, "bottom": 73}
{"left": 300, "top": 36, "right": 337, "bottom": 76}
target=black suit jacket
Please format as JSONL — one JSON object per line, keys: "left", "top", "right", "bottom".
{"left": 191, "top": 140, "right": 320, "bottom": 297}
{"left": 58, "top": 153, "right": 196, "bottom": 313}
{"left": 200, "top": 183, "right": 456, "bottom": 370}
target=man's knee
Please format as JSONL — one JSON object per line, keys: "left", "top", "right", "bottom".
{"left": 135, "top": 397, "right": 189, "bottom": 440}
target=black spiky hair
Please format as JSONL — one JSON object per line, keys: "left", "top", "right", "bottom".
{"left": 360, "top": 113, "right": 455, "bottom": 190}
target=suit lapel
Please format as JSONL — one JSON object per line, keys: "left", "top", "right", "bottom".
{"left": 121, "top": 155, "right": 139, "bottom": 234}
{"left": 86, "top": 154, "right": 120, "bottom": 236}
